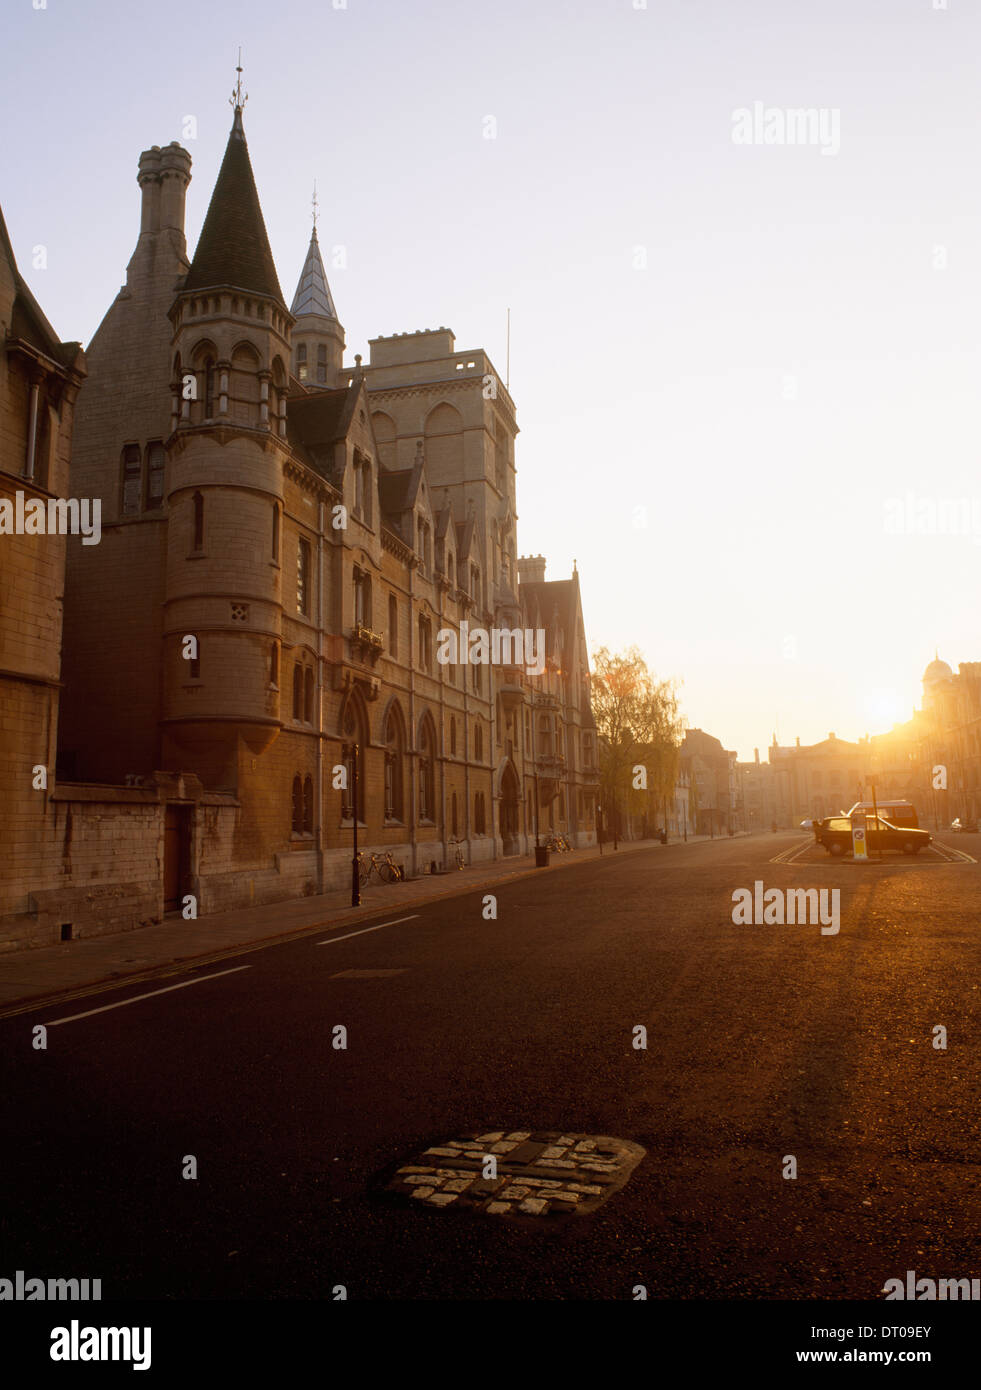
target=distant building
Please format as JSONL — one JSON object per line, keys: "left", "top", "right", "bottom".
{"left": 680, "top": 729, "right": 738, "bottom": 835}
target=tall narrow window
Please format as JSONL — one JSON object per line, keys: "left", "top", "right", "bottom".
{"left": 297, "top": 344, "right": 308, "bottom": 381}
{"left": 417, "top": 615, "right": 432, "bottom": 672}
{"left": 304, "top": 667, "right": 315, "bottom": 723}
{"left": 192, "top": 491, "right": 204, "bottom": 550}
{"left": 272, "top": 503, "right": 280, "bottom": 562}
{"left": 384, "top": 704, "right": 405, "bottom": 822}
{"left": 474, "top": 723, "right": 483, "bottom": 762}
{"left": 297, "top": 538, "right": 311, "bottom": 615}
{"left": 450, "top": 717, "right": 457, "bottom": 757}
{"left": 354, "top": 569, "right": 372, "bottom": 627}
{"left": 451, "top": 791, "right": 459, "bottom": 838}
{"left": 317, "top": 344, "right": 327, "bottom": 384}
{"left": 362, "top": 459, "right": 372, "bottom": 527}
{"left": 303, "top": 776, "right": 314, "bottom": 833}
{"left": 144, "top": 442, "right": 165, "bottom": 510}
{"left": 418, "top": 720, "right": 435, "bottom": 822}
{"left": 291, "top": 775, "right": 302, "bottom": 833}
{"left": 388, "top": 595, "right": 398, "bottom": 656}
{"left": 204, "top": 358, "right": 215, "bottom": 417}
{"left": 270, "top": 642, "right": 279, "bottom": 686}
{"left": 475, "top": 791, "right": 486, "bottom": 834}
{"left": 122, "top": 444, "right": 142, "bottom": 515}
{"left": 293, "top": 665, "right": 303, "bottom": 720}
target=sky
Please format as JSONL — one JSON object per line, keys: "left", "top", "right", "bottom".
{"left": 3, "top": 0, "right": 980, "bottom": 760}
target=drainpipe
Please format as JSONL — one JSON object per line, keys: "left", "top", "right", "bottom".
{"left": 463, "top": 596, "right": 471, "bottom": 865}
{"left": 438, "top": 581, "right": 447, "bottom": 868}
{"left": 316, "top": 499, "right": 326, "bottom": 893}
{"left": 408, "top": 557, "right": 418, "bottom": 879}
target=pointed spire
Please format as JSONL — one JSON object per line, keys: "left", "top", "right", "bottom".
{"left": 290, "top": 218, "right": 338, "bottom": 320}
{"left": 183, "top": 78, "right": 285, "bottom": 309}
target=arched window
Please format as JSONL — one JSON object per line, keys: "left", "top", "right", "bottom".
{"left": 474, "top": 722, "right": 483, "bottom": 763}
{"left": 303, "top": 776, "right": 314, "bottom": 833}
{"left": 304, "top": 667, "right": 315, "bottom": 723}
{"left": 384, "top": 703, "right": 405, "bottom": 822}
{"left": 192, "top": 491, "right": 204, "bottom": 551}
{"left": 450, "top": 716, "right": 457, "bottom": 757}
{"left": 418, "top": 716, "right": 436, "bottom": 822}
{"left": 297, "top": 343, "right": 307, "bottom": 381}
{"left": 291, "top": 775, "right": 302, "bottom": 833}
{"left": 341, "top": 696, "right": 368, "bottom": 822}
{"left": 204, "top": 357, "right": 215, "bottom": 417}
{"left": 293, "top": 665, "right": 303, "bottom": 720}
{"left": 474, "top": 791, "right": 486, "bottom": 834}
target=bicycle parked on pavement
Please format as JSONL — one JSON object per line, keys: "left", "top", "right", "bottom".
{"left": 356, "top": 850, "right": 404, "bottom": 885}
{"left": 448, "top": 837, "right": 466, "bottom": 869}
{"left": 543, "top": 829, "right": 573, "bottom": 852}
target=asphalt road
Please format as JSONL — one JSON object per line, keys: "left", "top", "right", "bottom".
{"left": 4, "top": 831, "right": 981, "bottom": 1301}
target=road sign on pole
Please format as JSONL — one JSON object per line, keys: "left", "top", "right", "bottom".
{"left": 852, "top": 812, "right": 868, "bottom": 862}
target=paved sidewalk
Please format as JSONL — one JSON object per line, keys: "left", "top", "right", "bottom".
{"left": 0, "top": 832, "right": 752, "bottom": 1013}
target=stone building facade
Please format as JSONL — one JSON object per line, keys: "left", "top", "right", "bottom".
{"left": 1, "top": 97, "right": 598, "bottom": 948}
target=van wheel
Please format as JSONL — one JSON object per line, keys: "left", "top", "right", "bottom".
{"left": 901, "top": 841, "right": 915, "bottom": 854}
{"left": 829, "top": 842, "right": 844, "bottom": 856}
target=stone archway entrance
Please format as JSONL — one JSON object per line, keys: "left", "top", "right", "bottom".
{"left": 500, "top": 763, "right": 520, "bottom": 856}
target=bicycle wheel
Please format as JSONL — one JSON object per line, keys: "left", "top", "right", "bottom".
{"left": 379, "top": 861, "right": 397, "bottom": 883}
{"left": 358, "top": 861, "right": 370, "bottom": 886}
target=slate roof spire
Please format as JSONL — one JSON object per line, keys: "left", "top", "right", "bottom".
{"left": 291, "top": 223, "right": 339, "bottom": 321}
{"left": 183, "top": 63, "right": 286, "bottom": 309}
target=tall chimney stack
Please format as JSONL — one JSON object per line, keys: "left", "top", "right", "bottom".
{"left": 159, "top": 142, "right": 192, "bottom": 235}
{"left": 137, "top": 146, "right": 162, "bottom": 234}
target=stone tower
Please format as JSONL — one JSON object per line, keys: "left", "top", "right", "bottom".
{"left": 290, "top": 221, "right": 345, "bottom": 388}
{"left": 162, "top": 98, "right": 294, "bottom": 791}
{"left": 58, "top": 140, "right": 191, "bottom": 781}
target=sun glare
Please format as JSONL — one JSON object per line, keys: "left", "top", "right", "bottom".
{"left": 863, "top": 688, "right": 906, "bottom": 730}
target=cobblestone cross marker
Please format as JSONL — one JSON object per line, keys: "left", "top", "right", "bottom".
{"left": 384, "top": 1131, "right": 645, "bottom": 1220}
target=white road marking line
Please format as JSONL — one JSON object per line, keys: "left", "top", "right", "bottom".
{"left": 317, "top": 914, "right": 419, "bottom": 946}
{"left": 46, "top": 965, "right": 252, "bottom": 1026}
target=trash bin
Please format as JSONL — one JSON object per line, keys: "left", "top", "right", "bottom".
{"left": 535, "top": 846, "right": 550, "bottom": 867}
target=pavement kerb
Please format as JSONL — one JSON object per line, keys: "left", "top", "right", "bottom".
{"left": 0, "top": 833, "right": 754, "bottom": 1018}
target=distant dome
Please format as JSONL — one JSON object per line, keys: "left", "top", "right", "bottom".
{"left": 923, "top": 657, "right": 953, "bottom": 685}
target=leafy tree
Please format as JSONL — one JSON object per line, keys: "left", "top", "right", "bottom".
{"left": 591, "top": 646, "right": 684, "bottom": 837}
